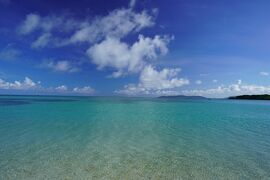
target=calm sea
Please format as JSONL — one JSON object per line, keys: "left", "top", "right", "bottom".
{"left": 0, "top": 96, "right": 269, "bottom": 179}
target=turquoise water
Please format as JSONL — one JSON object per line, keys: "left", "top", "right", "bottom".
{"left": 0, "top": 96, "right": 270, "bottom": 179}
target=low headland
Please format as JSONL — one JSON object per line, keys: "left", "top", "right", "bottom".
{"left": 228, "top": 94, "right": 270, "bottom": 100}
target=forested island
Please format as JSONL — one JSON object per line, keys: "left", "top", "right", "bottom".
{"left": 229, "top": 94, "right": 270, "bottom": 100}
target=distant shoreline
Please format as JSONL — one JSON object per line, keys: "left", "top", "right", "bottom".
{"left": 228, "top": 94, "right": 270, "bottom": 100}
{"left": 158, "top": 95, "right": 208, "bottom": 100}
{"left": 1, "top": 94, "right": 270, "bottom": 101}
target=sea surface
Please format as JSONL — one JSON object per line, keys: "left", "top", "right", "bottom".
{"left": 0, "top": 95, "right": 270, "bottom": 179}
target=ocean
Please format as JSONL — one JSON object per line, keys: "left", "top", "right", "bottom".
{"left": 0, "top": 95, "right": 269, "bottom": 179}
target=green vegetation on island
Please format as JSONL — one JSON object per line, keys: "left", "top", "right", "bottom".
{"left": 229, "top": 94, "right": 270, "bottom": 100}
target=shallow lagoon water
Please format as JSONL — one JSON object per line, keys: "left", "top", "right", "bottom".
{"left": 0, "top": 96, "right": 270, "bottom": 179}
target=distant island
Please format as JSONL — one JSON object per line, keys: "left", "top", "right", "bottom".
{"left": 229, "top": 94, "right": 270, "bottom": 100}
{"left": 158, "top": 95, "right": 208, "bottom": 100}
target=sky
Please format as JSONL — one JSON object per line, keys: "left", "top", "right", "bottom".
{"left": 1, "top": 0, "right": 270, "bottom": 97}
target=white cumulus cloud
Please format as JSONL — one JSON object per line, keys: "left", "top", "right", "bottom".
{"left": 17, "top": 2, "right": 186, "bottom": 94}
{"left": 0, "top": 77, "right": 39, "bottom": 90}
{"left": 73, "top": 86, "right": 94, "bottom": 94}
{"left": 46, "top": 85, "right": 95, "bottom": 95}
{"left": 87, "top": 35, "right": 171, "bottom": 76}
{"left": 182, "top": 81, "right": 270, "bottom": 98}
{"left": 140, "top": 65, "right": 188, "bottom": 90}
{"left": 116, "top": 65, "right": 189, "bottom": 95}
{"left": 0, "top": 77, "right": 95, "bottom": 95}
{"left": 55, "top": 85, "right": 68, "bottom": 92}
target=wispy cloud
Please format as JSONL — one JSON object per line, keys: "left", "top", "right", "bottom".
{"left": 40, "top": 60, "right": 80, "bottom": 73}
{"left": 195, "top": 80, "right": 202, "bottom": 85}
{"left": 0, "top": 45, "right": 21, "bottom": 61}
{"left": 31, "top": 33, "right": 51, "bottom": 49}
{"left": 17, "top": 7, "right": 155, "bottom": 48}
{"left": 69, "top": 8, "right": 155, "bottom": 44}
{"left": 129, "top": 0, "right": 136, "bottom": 8}
{"left": 17, "top": 13, "right": 80, "bottom": 48}
{"left": 73, "top": 86, "right": 94, "bottom": 94}
{"left": 17, "top": 13, "right": 40, "bottom": 35}
{"left": 260, "top": 71, "right": 269, "bottom": 76}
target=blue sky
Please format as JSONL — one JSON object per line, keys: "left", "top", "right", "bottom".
{"left": 1, "top": 0, "right": 270, "bottom": 97}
